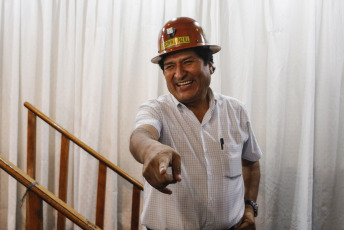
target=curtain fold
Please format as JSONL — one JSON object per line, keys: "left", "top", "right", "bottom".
{"left": 313, "top": 0, "right": 344, "bottom": 229}
{"left": 0, "top": 0, "right": 343, "bottom": 229}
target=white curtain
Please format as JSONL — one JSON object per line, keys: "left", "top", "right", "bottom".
{"left": 0, "top": 0, "right": 343, "bottom": 229}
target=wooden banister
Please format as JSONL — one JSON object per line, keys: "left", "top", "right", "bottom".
{"left": 24, "top": 101, "right": 143, "bottom": 229}
{"left": 24, "top": 102, "right": 143, "bottom": 190}
{"left": 0, "top": 154, "right": 101, "bottom": 230}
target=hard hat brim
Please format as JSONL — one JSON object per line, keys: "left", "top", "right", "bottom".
{"left": 151, "top": 45, "right": 221, "bottom": 64}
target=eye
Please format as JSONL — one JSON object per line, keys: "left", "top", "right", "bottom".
{"left": 184, "top": 58, "right": 194, "bottom": 65}
{"left": 164, "top": 64, "right": 174, "bottom": 71}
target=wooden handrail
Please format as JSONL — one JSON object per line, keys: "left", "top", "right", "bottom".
{"left": 0, "top": 154, "right": 101, "bottom": 230}
{"left": 24, "top": 102, "right": 143, "bottom": 191}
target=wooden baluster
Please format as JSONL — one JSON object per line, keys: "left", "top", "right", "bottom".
{"left": 131, "top": 185, "right": 141, "bottom": 230}
{"left": 95, "top": 161, "right": 107, "bottom": 228}
{"left": 26, "top": 110, "right": 43, "bottom": 230}
{"left": 57, "top": 135, "right": 70, "bottom": 230}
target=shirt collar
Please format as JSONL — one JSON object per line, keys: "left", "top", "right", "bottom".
{"left": 169, "top": 88, "right": 217, "bottom": 108}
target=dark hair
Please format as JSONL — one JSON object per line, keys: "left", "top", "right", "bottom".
{"left": 158, "top": 46, "right": 215, "bottom": 72}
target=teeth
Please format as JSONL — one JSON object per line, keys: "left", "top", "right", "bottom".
{"left": 177, "top": 80, "right": 192, "bottom": 86}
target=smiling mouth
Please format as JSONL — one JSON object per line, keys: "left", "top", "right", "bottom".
{"left": 176, "top": 80, "right": 193, "bottom": 86}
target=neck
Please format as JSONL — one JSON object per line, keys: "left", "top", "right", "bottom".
{"left": 185, "top": 94, "right": 209, "bottom": 123}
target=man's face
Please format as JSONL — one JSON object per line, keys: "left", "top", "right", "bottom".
{"left": 163, "top": 49, "right": 213, "bottom": 106}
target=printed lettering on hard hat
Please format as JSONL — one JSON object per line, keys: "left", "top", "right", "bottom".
{"left": 165, "top": 27, "right": 176, "bottom": 38}
{"left": 160, "top": 36, "right": 191, "bottom": 51}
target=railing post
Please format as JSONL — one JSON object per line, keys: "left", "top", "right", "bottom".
{"left": 57, "top": 135, "right": 70, "bottom": 230}
{"left": 26, "top": 110, "right": 43, "bottom": 230}
{"left": 131, "top": 185, "right": 141, "bottom": 230}
{"left": 96, "top": 161, "right": 107, "bottom": 228}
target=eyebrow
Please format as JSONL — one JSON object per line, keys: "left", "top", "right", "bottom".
{"left": 163, "top": 55, "right": 195, "bottom": 66}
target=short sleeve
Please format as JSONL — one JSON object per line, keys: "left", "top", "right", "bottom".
{"left": 240, "top": 105, "right": 262, "bottom": 161}
{"left": 135, "top": 100, "right": 163, "bottom": 136}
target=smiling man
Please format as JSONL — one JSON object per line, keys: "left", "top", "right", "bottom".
{"left": 130, "top": 17, "right": 262, "bottom": 230}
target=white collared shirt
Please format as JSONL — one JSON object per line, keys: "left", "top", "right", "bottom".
{"left": 135, "top": 89, "right": 262, "bottom": 230}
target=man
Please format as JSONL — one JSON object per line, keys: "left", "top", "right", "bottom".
{"left": 130, "top": 17, "right": 262, "bottom": 230}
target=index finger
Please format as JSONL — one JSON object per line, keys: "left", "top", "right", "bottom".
{"left": 159, "top": 156, "right": 169, "bottom": 175}
{"left": 171, "top": 153, "right": 181, "bottom": 182}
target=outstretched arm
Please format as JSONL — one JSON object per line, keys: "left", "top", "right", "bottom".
{"left": 129, "top": 124, "right": 182, "bottom": 194}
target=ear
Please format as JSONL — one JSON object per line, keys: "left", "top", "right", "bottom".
{"left": 209, "top": 62, "right": 214, "bottom": 74}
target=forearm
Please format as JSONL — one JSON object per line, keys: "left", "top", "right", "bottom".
{"left": 129, "top": 124, "right": 160, "bottom": 164}
{"left": 242, "top": 159, "right": 260, "bottom": 202}
{"left": 236, "top": 159, "right": 260, "bottom": 229}
{"left": 129, "top": 124, "right": 182, "bottom": 194}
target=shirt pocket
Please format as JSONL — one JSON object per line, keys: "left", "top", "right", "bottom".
{"left": 220, "top": 144, "right": 242, "bottom": 178}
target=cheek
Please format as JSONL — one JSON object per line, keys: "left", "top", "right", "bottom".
{"left": 200, "top": 69, "right": 212, "bottom": 85}
{"left": 164, "top": 70, "right": 174, "bottom": 80}
{"left": 164, "top": 74, "right": 171, "bottom": 83}
{"left": 164, "top": 75, "right": 175, "bottom": 90}
{"left": 202, "top": 78, "right": 211, "bottom": 88}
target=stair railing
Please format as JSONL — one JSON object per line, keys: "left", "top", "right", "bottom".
{"left": 24, "top": 102, "right": 143, "bottom": 230}
{"left": 0, "top": 154, "right": 100, "bottom": 230}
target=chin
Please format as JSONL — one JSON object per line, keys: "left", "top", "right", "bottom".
{"left": 178, "top": 98, "right": 194, "bottom": 105}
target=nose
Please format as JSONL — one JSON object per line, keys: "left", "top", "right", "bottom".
{"left": 174, "top": 64, "right": 186, "bottom": 80}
